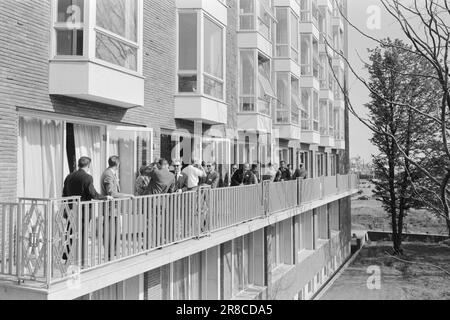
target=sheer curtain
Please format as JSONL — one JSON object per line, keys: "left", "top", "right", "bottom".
{"left": 74, "top": 124, "right": 103, "bottom": 191}
{"left": 18, "top": 117, "right": 66, "bottom": 199}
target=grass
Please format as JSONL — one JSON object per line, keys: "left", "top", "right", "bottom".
{"left": 351, "top": 180, "right": 448, "bottom": 235}
{"left": 321, "top": 242, "right": 450, "bottom": 300}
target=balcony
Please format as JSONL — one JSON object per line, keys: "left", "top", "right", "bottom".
{"left": 238, "top": 32, "right": 273, "bottom": 58}
{"left": 238, "top": 112, "right": 273, "bottom": 133}
{"left": 274, "top": 0, "right": 300, "bottom": 11}
{"left": 0, "top": 175, "right": 359, "bottom": 298}
{"left": 302, "top": 130, "right": 321, "bottom": 145}
{"left": 320, "top": 134, "right": 335, "bottom": 148}
{"left": 49, "top": 0, "right": 145, "bottom": 108}
{"left": 274, "top": 122, "right": 302, "bottom": 140}
{"left": 238, "top": 0, "right": 275, "bottom": 58}
{"left": 174, "top": 96, "right": 227, "bottom": 125}
{"left": 49, "top": 61, "right": 145, "bottom": 108}
{"left": 176, "top": 0, "right": 228, "bottom": 26}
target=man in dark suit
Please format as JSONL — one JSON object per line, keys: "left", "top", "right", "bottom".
{"left": 173, "top": 160, "right": 188, "bottom": 193}
{"left": 231, "top": 165, "right": 245, "bottom": 186}
{"left": 292, "top": 164, "right": 308, "bottom": 180}
{"left": 63, "top": 157, "right": 110, "bottom": 202}
{"left": 243, "top": 163, "right": 258, "bottom": 185}
{"left": 274, "top": 160, "right": 292, "bottom": 182}
{"left": 147, "top": 159, "right": 176, "bottom": 195}
{"left": 63, "top": 157, "right": 111, "bottom": 266}
{"left": 204, "top": 162, "right": 220, "bottom": 189}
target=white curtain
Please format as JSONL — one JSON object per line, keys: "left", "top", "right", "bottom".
{"left": 18, "top": 117, "right": 66, "bottom": 199}
{"left": 74, "top": 124, "right": 103, "bottom": 191}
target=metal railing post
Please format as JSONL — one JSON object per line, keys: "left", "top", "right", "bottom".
{"left": 45, "top": 200, "right": 52, "bottom": 288}
{"left": 16, "top": 203, "right": 22, "bottom": 283}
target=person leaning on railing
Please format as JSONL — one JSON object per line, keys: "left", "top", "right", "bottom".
{"left": 292, "top": 164, "right": 308, "bottom": 180}
{"left": 173, "top": 160, "right": 189, "bottom": 193}
{"left": 274, "top": 161, "right": 292, "bottom": 182}
{"left": 147, "top": 159, "right": 176, "bottom": 195}
{"left": 62, "top": 157, "right": 113, "bottom": 265}
{"left": 101, "top": 156, "right": 136, "bottom": 261}
{"left": 182, "top": 159, "right": 207, "bottom": 191}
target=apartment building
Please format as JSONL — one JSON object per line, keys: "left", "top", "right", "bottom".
{"left": 0, "top": 0, "right": 354, "bottom": 300}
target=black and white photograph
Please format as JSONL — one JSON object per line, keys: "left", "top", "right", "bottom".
{"left": 0, "top": 0, "right": 450, "bottom": 306}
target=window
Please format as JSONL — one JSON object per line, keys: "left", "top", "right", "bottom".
{"left": 239, "top": 50, "right": 274, "bottom": 116}
{"left": 204, "top": 17, "right": 224, "bottom": 100}
{"left": 328, "top": 101, "right": 334, "bottom": 136}
{"left": 239, "top": 0, "right": 255, "bottom": 30}
{"left": 18, "top": 114, "right": 153, "bottom": 199}
{"left": 178, "top": 12, "right": 198, "bottom": 93}
{"left": 239, "top": 50, "right": 256, "bottom": 112}
{"left": 319, "top": 99, "right": 328, "bottom": 135}
{"left": 95, "top": 0, "right": 139, "bottom": 71}
{"left": 275, "top": 73, "right": 300, "bottom": 125}
{"left": 258, "top": 0, "right": 274, "bottom": 40}
{"left": 334, "top": 107, "right": 340, "bottom": 140}
{"left": 275, "top": 72, "right": 289, "bottom": 124}
{"left": 53, "top": 0, "right": 143, "bottom": 72}
{"left": 54, "top": 0, "right": 85, "bottom": 56}
{"left": 300, "top": 0, "right": 318, "bottom": 25}
{"left": 291, "top": 76, "right": 300, "bottom": 125}
{"left": 300, "top": 34, "right": 311, "bottom": 76}
{"left": 301, "top": 34, "right": 319, "bottom": 78}
{"left": 177, "top": 12, "right": 225, "bottom": 100}
{"left": 275, "top": 8, "right": 299, "bottom": 62}
{"left": 221, "top": 236, "right": 255, "bottom": 299}
{"left": 300, "top": 211, "right": 313, "bottom": 251}
{"left": 290, "top": 12, "right": 299, "bottom": 63}
{"left": 275, "top": 8, "right": 289, "bottom": 57}
{"left": 301, "top": 88, "right": 311, "bottom": 131}
{"left": 258, "top": 55, "right": 274, "bottom": 115}
{"left": 313, "top": 90, "right": 319, "bottom": 131}
{"left": 319, "top": 54, "right": 328, "bottom": 89}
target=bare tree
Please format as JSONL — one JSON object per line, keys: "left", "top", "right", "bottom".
{"left": 324, "top": 0, "right": 450, "bottom": 238}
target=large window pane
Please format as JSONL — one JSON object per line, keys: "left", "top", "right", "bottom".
{"left": 204, "top": 18, "right": 223, "bottom": 79}
{"left": 179, "top": 13, "right": 198, "bottom": 71}
{"left": 290, "top": 12, "right": 299, "bottom": 62}
{"left": 58, "top": 0, "right": 84, "bottom": 23}
{"left": 239, "top": 50, "right": 256, "bottom": 111}
{"left": 57, "top": 29, "right": 83, "bottom": 56}
{"left": 291, "top": 76, "right": 300, "bottom": 125}
{"left": 96, "top": 0, "right": 137, "bottom": 42}
{"left": 275, "top": 8, "right": 288, "bottom": 57}
{"left": 204, "top": 17, "right": 223, "bottom": 100}
{"left": 301, "top": 35, "right": 311, "bottom": 75}
{"left": 301, "top": 88, "right": 311, "bottom": 130}
{"left": 239, "top": 0, "right": 255, "bottom": 30}
{"left": 276, "top": 72, "right": 289, "bottom": 124}
{"left": 96, "top": 32, "right": 137, "bottom": 70}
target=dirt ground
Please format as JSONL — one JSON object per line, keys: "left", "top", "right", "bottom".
{"left": 321, "top": 242, "right": 450, "bottom": 300}
{"left": 351, "top": 180, "right": 448, "bottom": 235}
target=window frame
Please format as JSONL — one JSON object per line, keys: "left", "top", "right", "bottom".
{"left": 176, "top": 10, "right": 226, "bottom": 102}
{"left": 51, "top": 0, "right": 144, "bottom": 75}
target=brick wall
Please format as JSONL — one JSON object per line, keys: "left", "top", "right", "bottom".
{"left": 0, "top": 0, "right": 178, "bottom": 201}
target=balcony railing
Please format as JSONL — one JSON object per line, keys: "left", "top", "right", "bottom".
{"left": 0, "top": 175, "right": 359, "bottom": 287}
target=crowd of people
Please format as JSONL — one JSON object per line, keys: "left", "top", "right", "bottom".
{"left": 61, "top": 156, "right": 309, "bottom": 264}
{"left": 63, "top": 156, "right": 310, "bottom": 202}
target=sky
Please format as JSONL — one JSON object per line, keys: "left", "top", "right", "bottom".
{"left": 347, "top": 0, "right": 408, "bottom": 162}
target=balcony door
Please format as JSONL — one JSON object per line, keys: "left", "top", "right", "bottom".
{"left": 107, "top": 126, "right": 153, "bottom": 195}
